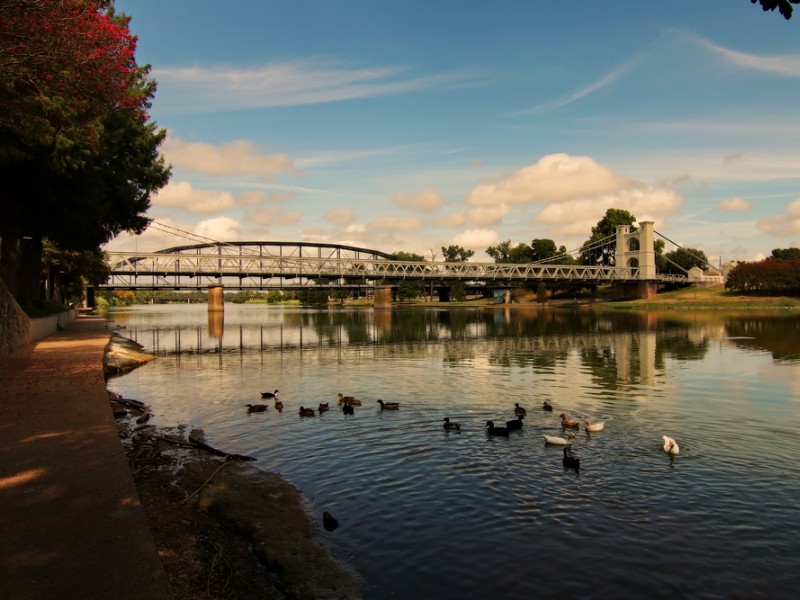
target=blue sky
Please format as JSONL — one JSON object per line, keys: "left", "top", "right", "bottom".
{"left": 108, "top": 0, "right": 800, "bottom": 263}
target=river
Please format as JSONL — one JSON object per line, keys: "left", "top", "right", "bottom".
{"left": 105, "top": 303, "right": 800, "bottom": 599}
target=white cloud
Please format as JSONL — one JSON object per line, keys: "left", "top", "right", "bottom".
{"left": 716, "top": 196, "right": 752, "bottom": 211}
{"left": 392, "top": 187, "right": 445, "bottom": 213}
{"left": 194, "top": 216, "right": 241, "bottom": 241}
{"left": 757, "top": 198, "right": 800, "bottom": 237}
{"left": 513, "top": 57, "right": 639, "bottom": 115}
{"left": 451, "top": 229, "right": 500, "bottom": 251}
{"left": 700, "top": 38, "right": 800, "bottom": 78}
{"left": 324, "top": 206, "right": 355, "bottom": 226}
{"left": 466, "top": 204, "right": 511, "bottom": 227}
{"left": 369, "top": 216, "right": 424, "bottom": 231}
{"left": 466, "top": 154, "right": 632, "bottom": 207}
{"left": 163, "top": 136, "right": 299, "bottom": 180}
{"left": 153, "top": 181, "right": 271, "bottom": 215}
{"left": 153, "top": 59, "right": 481, "bottom": 113}
{"left": 246, "top": 206, "right": 303, "bottom": 226}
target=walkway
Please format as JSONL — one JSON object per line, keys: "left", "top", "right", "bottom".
{"left": 0, "top": 316, "right": 172, "bottom": 600}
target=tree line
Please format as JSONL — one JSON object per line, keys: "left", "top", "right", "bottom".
{"left": 725, "top": 248, "right": 800, "bottom": 294}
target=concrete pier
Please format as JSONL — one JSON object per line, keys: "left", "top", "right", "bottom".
{"left": 208, "top": 283, "right": 224, "bottom": 312}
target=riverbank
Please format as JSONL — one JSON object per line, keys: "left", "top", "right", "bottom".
{"left": 0, "top": 317, "right": 361, "bottom": 600}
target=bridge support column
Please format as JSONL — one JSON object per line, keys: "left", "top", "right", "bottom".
{"left": 438, "top": 287, "right": 451, "bottom": 303}
{"left": 373, "top": 286, "right": 393, "bottom": 309}
{"left": 208, "top": 283, "right": 224, "bottom": 312}
{"left": 615, "top": 281, "right": 657, "bottom": 300}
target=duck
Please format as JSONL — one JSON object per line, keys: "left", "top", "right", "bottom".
{"left": 543, "top": 434, "right": 572, "bottom": 445}
{"left": 337, "top": 394, "right": 362, "bottom": 406}
{"left": 514, "top": 403, "right": 527, "bottom": 416}
{"left": 318, "top": 402, "right": 330, "bottom": 413}
{"left": 342, "top": 402, "right": 355, "bottom": 415}
{"left": 261, "top": 389, "right": 279, "bottom": 399}
{"left": 443, "top": 417, "right": 461, "bottom": 430}
{"left": 584, "top": 419, "right": 605, "bottom": 432}
{"left": 245, "top": 403, "right": 267, "bottom": 413}
{"left": 485, "top": 420, "right": 509, "bottom": 437}
{"left": 559, "top": 413, "right": 580, "bottom": 428}
{"left": 562, "top": 447, "right": 580, "bottom": 470}
{"left": 542, "top": 401, "right": 553, "bottom": 411}
{"left": 322, "top": 511, "right": 339, "bottom": 532}
{"left": 506, "top": 414, "right": 524, "bottom": 430}
{"left": 298, "top": 406, "right": 315, "bottom": 417}
{"left": 377, "top": 399, "right": 399, "bottom": 410}
{"left": 662, "top": 435, "right": 680, "bottom": 456}
{"left": 274, "top": 400, "right": 284, "bottom": 411}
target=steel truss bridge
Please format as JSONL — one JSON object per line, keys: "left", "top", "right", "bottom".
{"left": 100, "top": 240, "right": 689, "bottom": 291}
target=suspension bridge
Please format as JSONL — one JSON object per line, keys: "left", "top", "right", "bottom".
{"left": 100, "top": 221, "right": 722, "bottom": 300}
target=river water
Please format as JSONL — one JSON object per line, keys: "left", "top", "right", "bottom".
{"left": 106, "top": 304, "right": 800, "bottom": 599}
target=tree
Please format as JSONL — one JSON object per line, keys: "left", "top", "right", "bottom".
{"left": 579, "top": 209, "right": 637, "bottom": 266}
{"left": 771, "top": 247, "right": 800, "bottom": 260}
{"left": 0, "top": 1, "right": 170, "bottom": 305}
{"left": 530, "top": 239, "right": 559, "bottom": 262}
{"left": 393, "top": 251, "right": 426, "bottom": 262}
{"left": 486, "top": 240, "right": 534, "bottom": 263}
{"left": 661, "top": 247, "right": 710, "bottom": 275}
{"left": 752, "top": 0, "right": 799, "bottom": 20}
{"left": 441, "top": 245, "right": 474, "bottom": 262}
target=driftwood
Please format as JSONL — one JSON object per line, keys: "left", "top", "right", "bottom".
{"left": 156, "top": 435, "right": 257, "bottom": 462}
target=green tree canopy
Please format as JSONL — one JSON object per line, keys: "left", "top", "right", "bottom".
{"left": 771, "top": 247, "right": 800, "bottom": 260}
{"left": 0, "top": 0, "right": 170, "bottom": 304}
{"left": 486, "top": 240, "right": 534, "bottom": 263}
{"left": 579, "top": 209, "right": 637, "bottom": 266}
{"left": 530, "top": 239, "right": 559, "bottom": 262}
{"left": 393, "top": 251, "right": 427, "bottom": 261}
{"left": 441, "top": 245, "right": 474, "bottom": 262}
{"left": 661, "top": 247, "right": 710, "bottom": 274}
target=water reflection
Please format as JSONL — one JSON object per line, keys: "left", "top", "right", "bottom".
{"left": 107, "top": 305, "right": 800, "bottom": 600}
{"left": 109, "top": 305, "right": 800, "bottom": 395}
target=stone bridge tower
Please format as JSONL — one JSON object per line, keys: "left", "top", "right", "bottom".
{"left": 615, "top": 221, "right": 657, "bottom": 299}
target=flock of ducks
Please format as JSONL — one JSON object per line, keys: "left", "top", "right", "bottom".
{"left": 446, "top": 400, "right": 680, "bottom": 471}
{"left": 246, "top": 390, "right": 399, "bottom": 418}
{"left": 249, "top": 391, "right": 681, "bottom": 469}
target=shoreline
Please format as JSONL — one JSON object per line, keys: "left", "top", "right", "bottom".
{"left": 106, "top": 338, "right": 363, "bottom": 600}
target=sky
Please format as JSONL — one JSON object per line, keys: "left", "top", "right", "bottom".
{"left": 107, "top": 0, "right": 800, "bottom": 263}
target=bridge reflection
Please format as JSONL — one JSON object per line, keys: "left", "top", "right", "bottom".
{"left": 104, "top": 307, "right": 789, "bottom": 391}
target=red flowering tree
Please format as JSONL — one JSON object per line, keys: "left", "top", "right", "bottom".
{"left": 0, "top": 0, "right": 169, "bottom": 305}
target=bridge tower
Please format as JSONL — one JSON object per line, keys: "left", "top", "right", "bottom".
{"left": 615, "top": 221, "right": 657, "bottom": 299}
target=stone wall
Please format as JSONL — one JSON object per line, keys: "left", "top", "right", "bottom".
{"left": 0, "top": 278, "right": 31, "bottom": 356}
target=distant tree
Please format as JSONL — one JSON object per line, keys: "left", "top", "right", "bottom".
{"left": 536, "top": 282, "right": 548, "bottom": 304}
{"left": 397, "top": 279, "right": 424, "bottom": 302}
{"left": 530, "top": 239, "right": 559, "bottom": 262}
{"left": 661, "top": 247, "right": 710, "bottom": 275}
{"left": 393, "top": 251, "right": 426, "bottom": 262}
{"left": 441, "top": 245, "right": 474, "bottom": 262}
{"left": 579, "top": 209, "right": 637, "bottom": 266}
{"left": 771, "top": 247, "right": 800, "bottom": 260}
{"left": 486, "top": 240, "right": 534, "bottom": 263}
{"left": 752, "top": 0, "right": 799, "bottom": 20}
{"left": 449, "top": 281, "right": 467, "bottom": 301}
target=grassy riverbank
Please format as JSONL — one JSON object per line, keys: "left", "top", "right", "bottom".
{"left": 603, "top": 284, "right": 800, "bottom": 310}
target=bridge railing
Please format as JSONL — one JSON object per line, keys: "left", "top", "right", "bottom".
{"left": 99, "top": 251, "right": 686, "bottom": 288}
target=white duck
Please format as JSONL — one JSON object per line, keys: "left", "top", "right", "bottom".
{"left": 662, "top": 435, "right": 680, "bottom": 456}
{"left": 544, "top": 433, "right": 574, "bottom": 446}
{"left": 584, "top": 419, "right": 605, "bottom": 432}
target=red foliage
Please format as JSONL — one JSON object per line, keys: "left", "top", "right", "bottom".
{"left": 0, "top": 0, "right": 145, "bottom": 154}
{"left": 726, "top": 258, "right": 800, "bottom": 294}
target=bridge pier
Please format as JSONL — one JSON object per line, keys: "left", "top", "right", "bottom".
{"left": 208, "top": 283, "right": 224, "bottom": 312}
{"left": 374, "top": 286, "right": 393, "bottom": 309}
{"left": 615, "top": 281, "right": 657, "bottom": 300}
